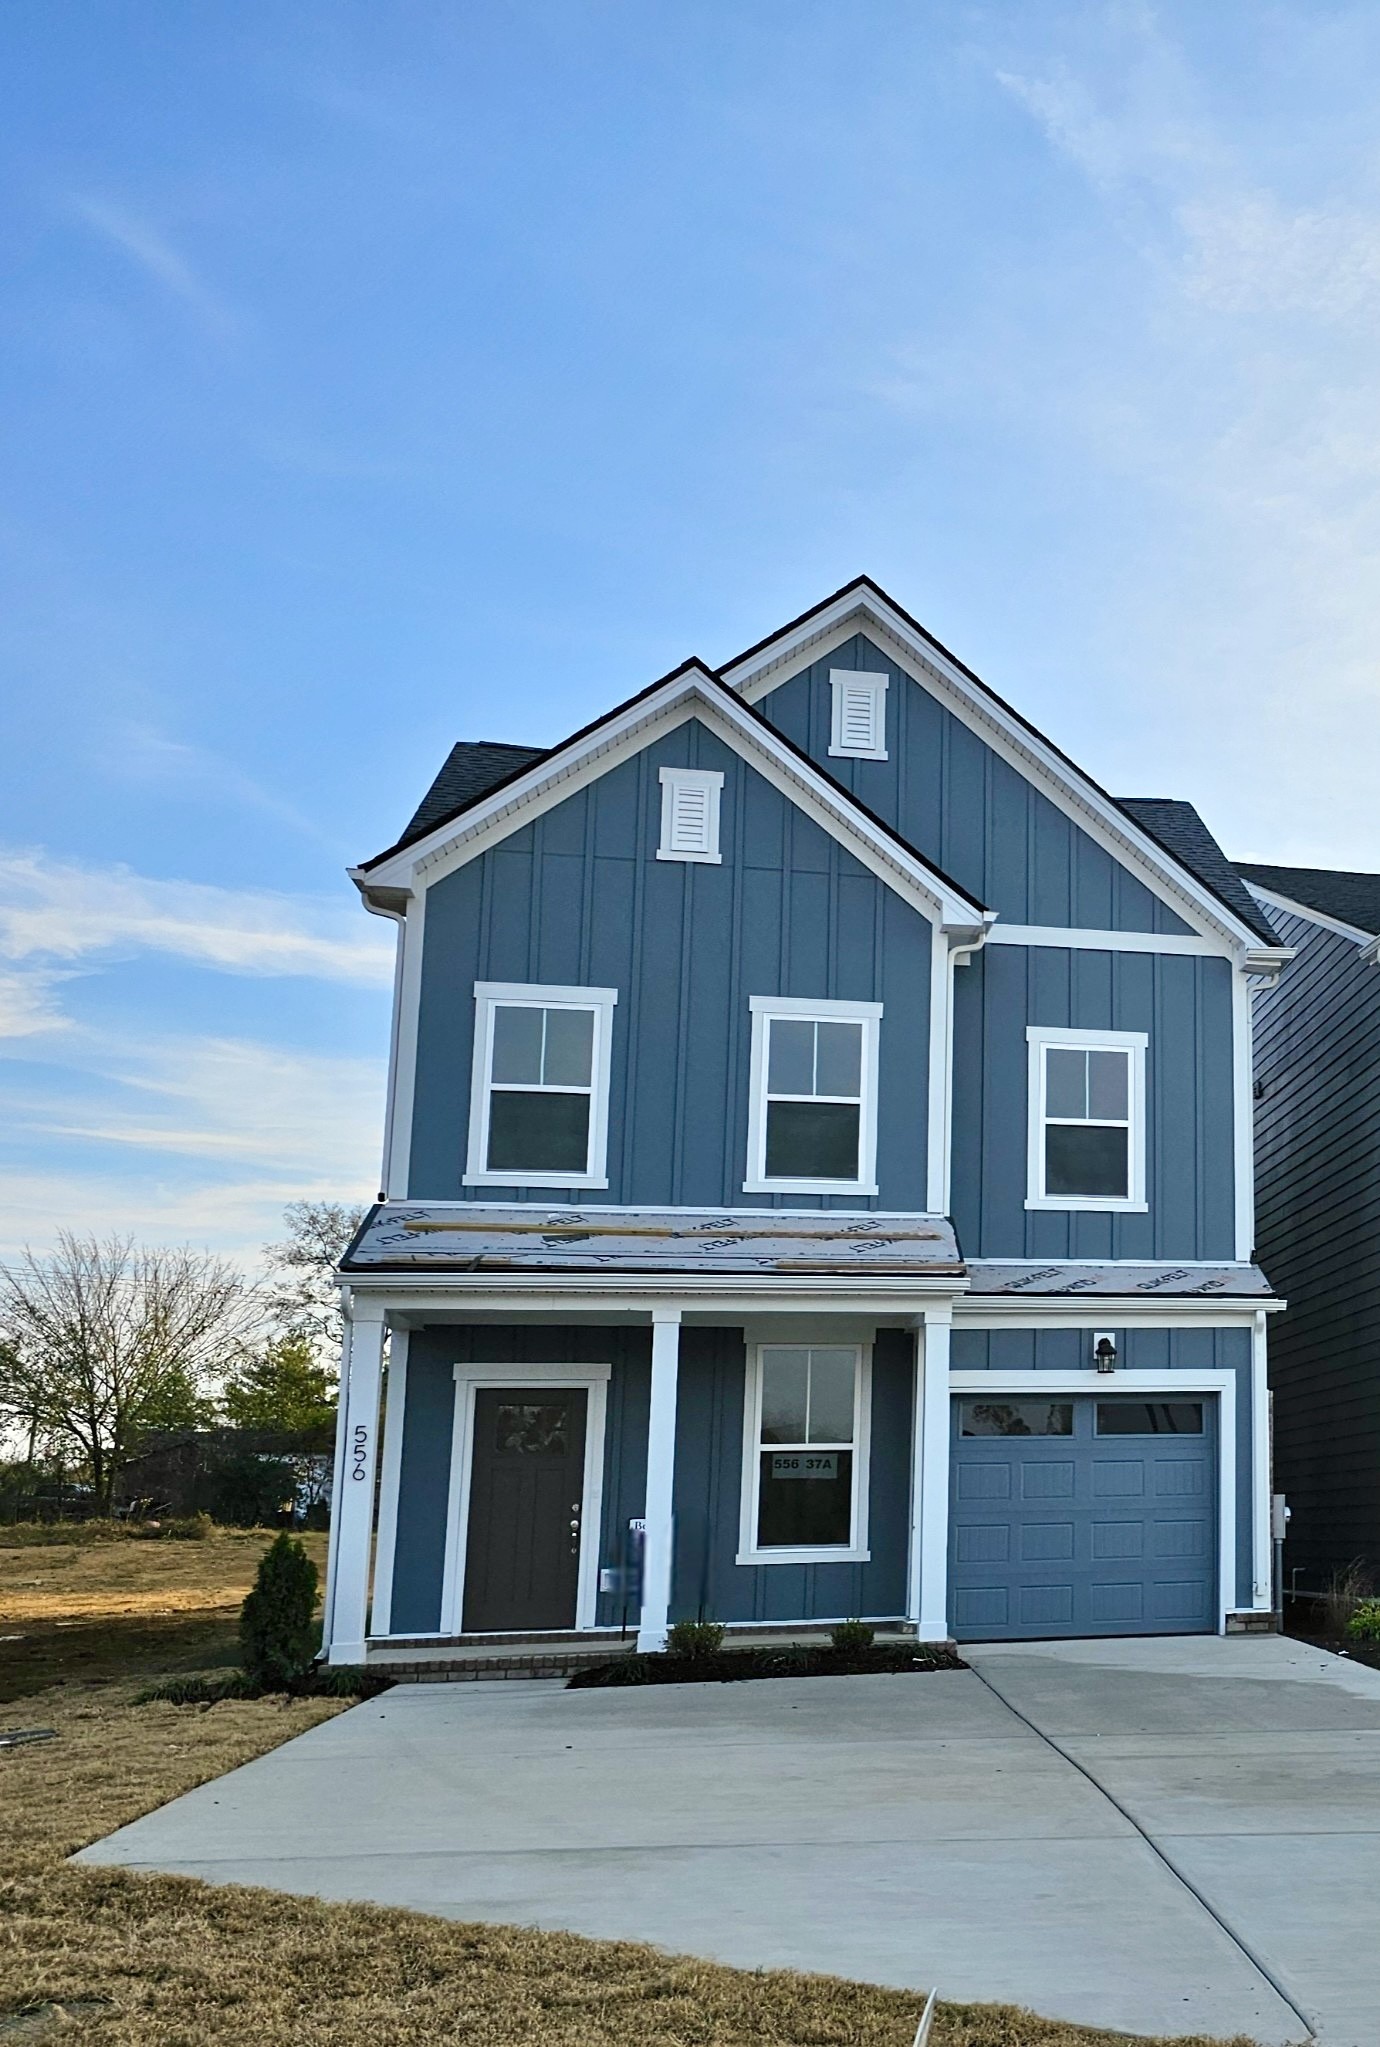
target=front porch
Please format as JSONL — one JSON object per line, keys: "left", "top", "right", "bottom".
{"left": 321, "top": 1206, "right": 969, "bottom": 1665}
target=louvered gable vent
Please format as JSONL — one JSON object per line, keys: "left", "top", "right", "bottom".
{"left": 658, "top": 766, "right": 724, "bottom": 863}
{"left": 829, "top": 670, "right": 888, "bottom": 760}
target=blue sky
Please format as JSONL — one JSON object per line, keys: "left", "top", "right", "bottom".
{"left": 2, "top": 2, "right": 1379, "bottom": 1258}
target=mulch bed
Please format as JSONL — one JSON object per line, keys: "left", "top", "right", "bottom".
{"left": 569, "top": 1642, "right": 965, "bottom": 1687}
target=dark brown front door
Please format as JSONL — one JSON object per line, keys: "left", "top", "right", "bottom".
{"left": 462, "top": 1387, "right": 588, "bottom": 1633}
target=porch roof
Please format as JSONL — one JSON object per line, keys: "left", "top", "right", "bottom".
{"left": 965, "top": 1260, "right": 1276, "bottom": 1299}
{"left": 340, "top": 1203, "right": 965, "bottom": 1278}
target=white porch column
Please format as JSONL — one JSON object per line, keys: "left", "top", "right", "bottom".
{"left": 637, "top": 1307, "right": 682, "bottom": 1652}
{"left": 906, "top": 1304, "right": 953, "bottom": 1643}
{"left": 1251, "top": 1308, "right": 1273, "bottom": 1612}
{"left": 322, "top": 1299, "right": 387, "bottom": 1665}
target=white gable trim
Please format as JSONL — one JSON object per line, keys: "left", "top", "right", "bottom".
{"left": 723, "top": 591, "right": 1268, "bottom": 957}
{"left": 1245, "top": 883, "right": 1376, "bottom": 949}
{"left": 357, "top": 667, "right": 989, "bottom": 933}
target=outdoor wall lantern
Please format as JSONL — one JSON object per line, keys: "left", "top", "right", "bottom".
{"left": 1093, "top": 1332, "right": 1118, "bottom": 1374}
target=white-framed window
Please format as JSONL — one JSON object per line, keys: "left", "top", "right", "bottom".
{"left": 1026, "top": 1025, "right": 1148, "bottom": 1211}
{"left": 738, "top": 1343, "right": 871, "bottom": 1564}
{"left": 744, "top": 995, "right": 882, "bottom": 1195}
{"left": 464, "top": 982, "right": 617, "bottom": 1188}
{"left": 829, "top": 670, "right": 888, "bottom": 760}
{"left": 657, "top": 766, "right": 724, "bottom": 863}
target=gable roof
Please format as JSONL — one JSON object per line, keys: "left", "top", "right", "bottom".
{"left": 1236, "top": 862, "right": 1380, "bottom": 939}
{"left": 1117, "top": 802, "right": 1280, "bottom": 947}
{"left": 721, "top": 575, "right": 1285, "bottom": 955}
{"left": 357, "top": 656, "right": 990, "bottom": 927}
{"left": 400, "top": 741, "right": 546, "bottom": 851}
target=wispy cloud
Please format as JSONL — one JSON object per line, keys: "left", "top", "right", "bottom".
{"left": 0, "top": 848, "right": 392, "bottom": 996}
{"left": 108, "top": 722, "right": 345, "bottom": 850}
{"left": 68, "top": 195, "right": 237, "bottom": 337}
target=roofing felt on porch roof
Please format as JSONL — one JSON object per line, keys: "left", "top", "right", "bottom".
{"left": 340, "top": 1205, "right": 965, "bottom": 1276}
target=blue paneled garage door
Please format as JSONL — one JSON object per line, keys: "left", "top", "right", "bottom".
{"left": 949, "top": 1393, "right": 1218, "bottom": 1640}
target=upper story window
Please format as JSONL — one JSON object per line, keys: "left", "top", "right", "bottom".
{"left": 657, "top": 766, "right": 723, "bottom": 863}
{"left": 738, "top": 1343, "right": 871, "bottom": 1564}
{"left": 829, "top": 670, "right": 888, "bottom": 760}
{"left": 465, "top": 982, "right": 617, "bottom": 1189}
{"left": 745, "top": 996, "right": 881, "bottom": 1195}
{"left": 1026, "top": 1025, "right": 1147, "bottom": 1211}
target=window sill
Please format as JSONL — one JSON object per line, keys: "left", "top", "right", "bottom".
{"left": 735, "top": 1547, "right": 871, "bottom": 1568}
{"left": 742, "top": 1178, "right": 879, "bottom": 1197}
{"left": 462, "top": 1172, "right": 610, "bottom": 1190}
{"left": 827, "top": 744, "right": 887, "bottom": 761}
{"left": 655, "top": 848, "right": 722, "bottom": 864}
{"left": 1024, "top": 1197, "right": 1149, "bottom": 1213}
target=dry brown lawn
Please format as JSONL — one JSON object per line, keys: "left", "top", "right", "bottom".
{"left": 0, "top": 1530, "right": 1262, "bottom": 2046}
{"left": 0, "top": 1527, "right": 329, "bottom": 1702}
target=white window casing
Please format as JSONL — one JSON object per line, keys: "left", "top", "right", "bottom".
{"left": 657, "top": 767, "right": 724, "bottom": 863}
{"left": 829, "top": 670, "right": 888, "bottom": 760}
{"left": 1026, "top": 1024, "right": 1148, "bottom": 1212}
{"left": 737, "top": 1342, "right": 872, "bottom": 1565}
{"left": 464, "top": 981, "right": 617, "bottom": 1189}
{"left": 744, "top": 994, "right": 882, "bottom": 1196}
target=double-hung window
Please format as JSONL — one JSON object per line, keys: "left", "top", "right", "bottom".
{"left": 744, "top": 996, "right": 881, "bottom": 1194}
{"left": 1026, "top": 1025, "right": 1147, "bottom": 1210}
{"left": 465, "top": 982, "right": 617, "bottom": 1188}
{"left": 739, "top": 1344, "right": 870, "bottom": 1563}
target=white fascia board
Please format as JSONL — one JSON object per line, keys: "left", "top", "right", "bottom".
{"left": 1245, "top": 883, "right": 1375, "bottom": 949}
{"left": 358, "top": 668, "right": 988, "bottom": 932}
{"left": 723, "top": 591, "right": 1267, "bottom": 957}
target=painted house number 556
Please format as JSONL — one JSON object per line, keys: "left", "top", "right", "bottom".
{"left": 351, "top": 1424, "right": 369, "bottom": 1481}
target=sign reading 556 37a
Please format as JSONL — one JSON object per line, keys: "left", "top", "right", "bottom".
{"left": 769, "top": 1452, "right": 838, "bottom": 1480}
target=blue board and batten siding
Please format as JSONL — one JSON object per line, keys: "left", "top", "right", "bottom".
{"left": 1253, "top": 906, "right": 1380, "bottom": 1586}
{"left": 952, "top": 946, "right": 1236, "bottom": 1261}
{"left": 386, "top": 1322, "right": 1252, "bottom": 1629}
{"left": 755, "top": 635, "right": 1195, "bottom": 934}
{"left": 409, "top": 717, "right": 932, "bottom": 1209}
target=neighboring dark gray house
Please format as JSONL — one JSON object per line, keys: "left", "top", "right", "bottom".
{"left": 319, "top": 578, "right": 1292, "bottom": 1666}
{"left": 1235, "top": 863, "right": 1380, "bottom": 1594}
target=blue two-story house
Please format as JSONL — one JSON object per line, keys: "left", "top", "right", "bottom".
{"left": 321, "top": 578, "right": 1291, "bottom": 1664}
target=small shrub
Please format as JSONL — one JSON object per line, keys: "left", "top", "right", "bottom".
{"left": 830, "top": 1619, "right": 875, "bottom": 1653}
{"left": 1322, "top": 1559, "right": 1372, "bottom": 1638}
{"left": 162, "top": 1512, "right": 213, "bottom": 1541}
{"left": 1346, "top": 1599, "right": 1380, "bottom": 1642}
{"left": 240, "top": 1530, "right": 319, "bottom": 1687}
{"left": 665, "top": 1618, "right": 725, "bottom": 1658}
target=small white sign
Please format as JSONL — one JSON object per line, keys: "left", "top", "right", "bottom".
{"left": 769, "top": 1452, "right": 839, "bottom": 1480}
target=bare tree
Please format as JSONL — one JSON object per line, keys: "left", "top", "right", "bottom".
{"left": 0, "top": 1233, "right": 256, "bottom": 1512}
{"left": 262, "top": 1200, "right": 367, "bottom": 1352}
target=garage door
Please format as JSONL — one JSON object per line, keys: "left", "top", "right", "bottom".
{"left": 949, "top": 1393, "right": 1218, "bottom": 1641}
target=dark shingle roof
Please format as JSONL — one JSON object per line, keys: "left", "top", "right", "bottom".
{"left": 397, "top": 741, "right": 548, "bottom": 852}
{"left": 1234, "top": 863, "right": 1380, "bottom": 938}
{"left": 1116, "top": 800, "right": 1280, "bottom": 946}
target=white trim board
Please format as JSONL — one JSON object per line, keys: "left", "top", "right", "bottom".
{"left": 438, "top": 1361, "right": 611, "bottom": 1638}
{"left": 948, "top": 1367, "right": 1239, "bottom": 1633}
{"left": 736, "top": 1341, "right": 873, "bottom": 1566}
{"left": 986, "top": 924, "right": 1230, "bottom": 958}
{"left": 722, "top": 591, "right": 1276, "bottom": 958}
{"left": 368, "top": 1330, "right": 409, "bottom": 1637}
{"left": 1244, "top": 883, "right": 1376, "bottom": 947}
{"left": 357, "top": 666, "right": 987, "bottom": 934}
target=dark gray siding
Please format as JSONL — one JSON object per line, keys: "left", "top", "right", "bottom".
{"left": 387, "top": 1324, "right": 651, "bottom": 1635}
{"left": 410, "top": 716, "right": 932, "bottom": 1206}
{"left": 951, "top": 1324, "right": 1255, "bottom": 1607}
{"left": 670, "top": 1327, "right": 913, "bottom": 1623}
{"left": 1253, "top": 906, "right": 1380, "bottom": 1587}
{"left": 756, "top": 635, "right": 1194, "bottom": 933}
{"left": 951, "top": 944, "right": 1236, "bottom": 1260}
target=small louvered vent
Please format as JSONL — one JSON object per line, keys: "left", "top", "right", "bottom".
{"left": 829, "top": 670, "right": 887, "bottom": 759}
{"left": 658, "top": 767, "right": 724, "bottom": 863}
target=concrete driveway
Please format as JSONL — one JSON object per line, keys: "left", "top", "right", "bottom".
{"left": 79, "top": 1636, "right": 1380, "bottom": 2045}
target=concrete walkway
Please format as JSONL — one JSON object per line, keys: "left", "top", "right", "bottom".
{"left": 78, "top": 1636, "right": 1380, "bottom": 2044}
